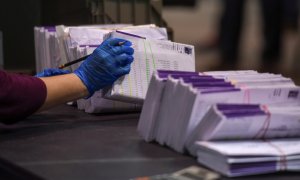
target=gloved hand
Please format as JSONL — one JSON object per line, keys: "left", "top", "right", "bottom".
{"left": 35, "top": 68, "right": 71, "bottom": 77}
{"left": 74, "top": 38, "right": 134, "bottom": 97}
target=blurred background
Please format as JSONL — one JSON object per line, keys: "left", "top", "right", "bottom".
{"left": 0, "top": 0, "right": 300, "bottom": 83}
{"left": 163, "top": 0, "right": 300, "bottom": 83}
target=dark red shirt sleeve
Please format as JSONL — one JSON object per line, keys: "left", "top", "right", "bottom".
{"left": 0, "top": 70, "right": 47, "bottom": 124}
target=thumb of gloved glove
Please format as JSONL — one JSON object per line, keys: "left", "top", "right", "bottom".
{"left": 35, "top": 68, "right": 71, "bottom": 77}
{"left": 74, "top": 38, "right": 134, "bottom": 97}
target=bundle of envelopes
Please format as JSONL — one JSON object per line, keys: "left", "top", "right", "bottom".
{"left": 102, "top": 30, "right": 196, "bottom": 103}
{"left": 55, "top": 24, "right": 155, "bottom": 113}
{"left": 137, "top": 69, "right": 300, "bottom": 177}
{"left": 196, "top": 138, "right": 300, "bottom": 177}
{"left": 34, "top": 26, "right": 60, "bottom": 72}
{"left": 34, "top": 24, "right": 195, "bottom": 113}
{"left": 189, "top": 103, "right": 300, "bottom": 141}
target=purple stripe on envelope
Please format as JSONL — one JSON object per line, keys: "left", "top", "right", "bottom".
{"left": 230, "top": 161, "right": 277, "bottom": 175}
{"left": 183, "top": 77, "right": 224, "bottom": 83}
{"left": 216, "top": 104, "right": 261, "bottom": 111}
{"left": 222, "top": 110, "right": 266, "bottom": 118}
{"left": 191, "top": 82, "right": 231, "bottom": 86}
{"left": 193, "top": 83, "right": 234, "bottom": 88}
{"left": 192, "top": 81, "right": 231, "bottom": 85}
{"left": 44, "top": 26, "right": 56, "bottom": 32}
{"left": 200, "top": 87, "right": 241, "bottom": 94}
{"left": 171, "top": 74, "right": 203, "bottom": 79}
{"left": 196, "top": 87, "right": 234, "bottom": 90}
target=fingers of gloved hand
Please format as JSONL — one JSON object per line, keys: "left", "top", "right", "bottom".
{"left": 114, "top": 64, "right": 132, "bottom": 77}
{"left": 115, "top": 54, "right": 134, "bottom": 67}
{"left": 111, "top": 45, "right": 134, "bottom": 55}
{"left": 108, "top": 38, "right": 132, "bottom": 47}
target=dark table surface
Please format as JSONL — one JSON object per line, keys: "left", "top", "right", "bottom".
{"left": 0, "top": 105, "right": 300, "bottom": 180}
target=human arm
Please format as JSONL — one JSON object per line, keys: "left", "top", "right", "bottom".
{"left": 39, "top": 37, "right": 134, "bottom": 109}
{"left": 0, "top": 71, "right": 47, "bottom": 124}
{"left": 0, "top": 38, "right": 134, "bottom": 124}
{"left": 37, "top": 73, "right": 88, "bottom": 111}
{"left": 0, "top": 72, "right": 87, "bottom": 123}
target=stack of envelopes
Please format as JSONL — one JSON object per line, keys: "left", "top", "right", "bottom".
{"left": 195, "top": 138, "right": 300, "bottom": 177}
{"left": 102, "top": 31, "right": 196, "bottom": 103}
{"left": 35, "top": 24, "right": 191, "bottom": 113}
{"left": 190, "top": 103, "right": 300, "bottom": 141}
{"left": 137, "top": 69, "right": 300, "bottom": 177}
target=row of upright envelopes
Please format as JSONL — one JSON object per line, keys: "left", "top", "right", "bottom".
{"left": 34, "top": 26, "right": 59, "bottom": 72}
{"left": 103, "top": 30, "right": 195, "bottom": 103}
{"left": 137, "top": 69, "right": 300, "bottom": 177}
{"left": 34, "top": 24, "right": 195, "bottom": 113}
{"left": 34, "top": 24, "right": 167, "bottom": 72}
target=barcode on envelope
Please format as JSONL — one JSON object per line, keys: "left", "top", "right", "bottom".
{"left": 288, "top": 90, "right": 299, "bottom": 99}
{"left": 159, "top": 43, "right": 193, "bottom": 55}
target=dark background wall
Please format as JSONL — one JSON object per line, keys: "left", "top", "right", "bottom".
{"left": 0, "top": 0, "right": 194, "bottom": 72}
{"left": 0, "top": 0, "right": 90, "bottom": 72}
{"left": 0, "top": 0, "right": 41, "bottom": 71}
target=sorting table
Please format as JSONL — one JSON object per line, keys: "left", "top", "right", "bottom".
{"left": 0, "top": 105, "right": 299, "bottom": 180}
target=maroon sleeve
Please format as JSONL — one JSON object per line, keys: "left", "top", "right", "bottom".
{"left": 0, "top": 70, "right": 47, "bottom": 124}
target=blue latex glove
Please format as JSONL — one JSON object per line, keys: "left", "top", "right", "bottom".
{"left": 35, "top": 68, "right": 71, "bottom": 77}
{"left": 74, "top": 38, "right": 134, "bottom": 97}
